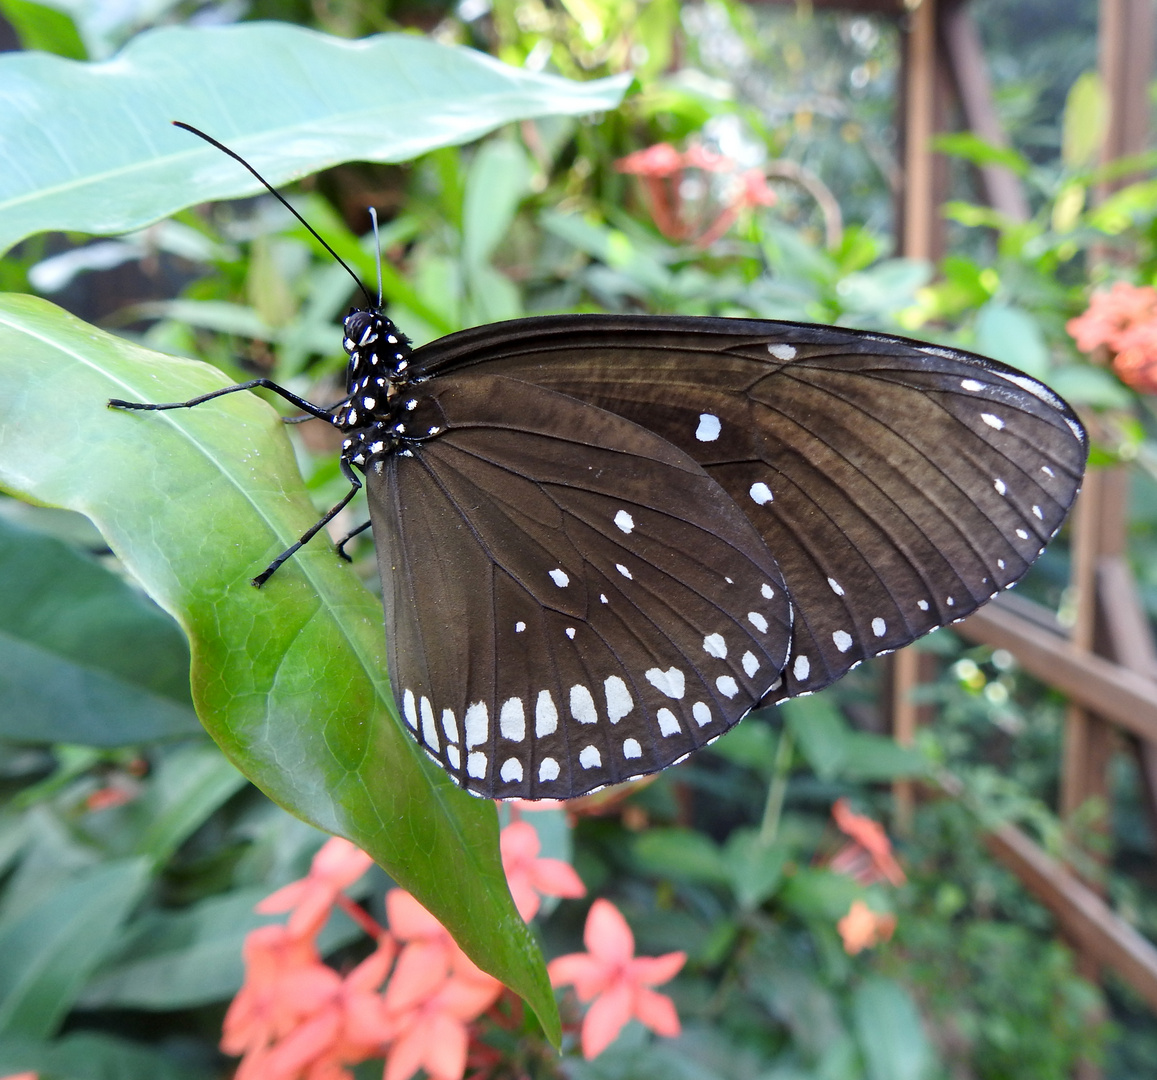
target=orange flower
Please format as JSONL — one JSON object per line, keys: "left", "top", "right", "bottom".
{"left": 259, "top": 838, "right": 375, "bottom": 939}
{"left": 1067, "top": 281, "right": 1157, "bottom": 353}
{"left": 548, "top": 899, "right": 685, "bottom": 1059}
{"left": 837, "top": 899, "right": 896, "bottom": 955}
{"left": 1, "top": 1073, "right": 39, "bottom": 1080}
{"left": 500, "top": 821, "right": 586, "bottom": 920}
{"left": 1113, "top": 319, "right": 1157, "bottom": 393}
{"left": 830, "top": 798, "right": 906, "bottom": 886}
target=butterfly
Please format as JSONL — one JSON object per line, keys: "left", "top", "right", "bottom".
{"left": 111, "top": 124, "right": 1089, "bottom": 801}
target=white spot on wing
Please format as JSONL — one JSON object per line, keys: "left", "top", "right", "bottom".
{"left": 994, "top": 478, "right": 1007, "bottom": 495}
{"left": 750, "top": 482, "right": 774, "bottom": 505}
{"left": 833, "top": 630, "right": 853, "bottom": 652}
{"left": 703, "top": 633, "right": 727, "bottom": 659}
{"left": 793, "top": 655, "right": 810, "bottom": 681}
{"left": 500, "top": 698, "right": 525, "bottom": 741}
{"left": 657, "top": 708, "right": 681, "bottom": 735}
{"left": 748, "top": 612, "right": 769, "bottom": 633}
{"left": 570, "top": 685, "right": 598, "bottom": 724}
{"left": 447, "top": 745, "right": 460, "bottom": 769}
{"left": 716, "top": 675, "right": 739, "bottom": 698}
{"left": 1033, "top": 505, "right": 1043, "bottom": 520}
{"left": 828, "top": 577, "right": 844, "bottom": 596}
{"left": 696, "top": 413, "right": 721, "bottom": 441}
{"left": 646, "top": 667, "right": 686, "bottom": 698}
{"left": 579, "top": 745, "right": 601, "bottom": 769}
{"left": 1042, "top": 465, "right": 1055, "bottom": 478}
{"left": 467, "top": 752, "right": 487, "bottom": 778}
{"left": 917, "top": 600, "right": 929, "bottom": 611}
{"left": 604, "top": 676, "right": 633, "bottom": 722}
{"left": 442, "top": 708, "right": 458, "bottom": 744}
{"left": 693, "top": 702, "right": 712, "bottom": 726}
{"left": 768, "top": 343, "right": 796, "bottom": 360}
{"left": 421, "top": 696, "right": 438, "bottom": 751}
{"left": 1016, "top": 528, "right": 1029, "bottom": 539}
{"left": 536, "top": 690, "right": 558, "bottom": 736}
{"left": 464, "top": 702, "right": 488, "bottom": 747}
{"left": 539, "top": 758, "right": 560, "bottom": 782}
{"left": 549, "top": 568, "right": 570, "bottom": 587}
{"left": 515, "top": 621, "right": 526, "bottom": 633}
{"left": 742, "top": 651, "right": 759, "bottom": 677}
{"left": 616, "top": 563, "right": 633, "bottom": 579}
{"left": 961, "top": 378, "right": 984, "bottom": 392}
{"left": 403, "top": 690, "right": 418, "bottom": 730}
{"left": 500, "top": 758, "right": 523, "bottom": 783}
{"left": 565, "top": 627, "right": 576, "bottom": 640}
{"left": 614, "top": 510, "right": 635, "bottom": 533}
{"left": 623, "top": 738, "right": 642, "bottom": 759}
{"left": 981, "top": 413, "right": 1005, "bottom": 430}
{"left": 872, "top": 618, "right": 886, "bottom": 637}
{"left": 762, "top": 583, "right": 775, "bottom": 599}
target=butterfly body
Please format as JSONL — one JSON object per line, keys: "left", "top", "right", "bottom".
{"left": 321, "top": 309, "right": 1087, "bottom": 800}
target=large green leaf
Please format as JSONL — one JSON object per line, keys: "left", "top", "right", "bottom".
{"left": 0, "top": 514, "right": 199, "bottom": 744}
{"left": 0, "top": 21, "right": 629, "bottom": 254}
{"left": 0, "top": 294, "right": 558, "bottom": 1040}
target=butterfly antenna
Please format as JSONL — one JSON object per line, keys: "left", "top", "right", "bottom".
{"left": 368, "top": 207, "right": 384, "bottom": 308}
{"left": 172, "top": 121, "right": 376, "bottom": 311}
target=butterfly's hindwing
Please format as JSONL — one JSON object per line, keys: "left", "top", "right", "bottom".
{"left": 368, "top": 373, "right": 791, "bottom": 799}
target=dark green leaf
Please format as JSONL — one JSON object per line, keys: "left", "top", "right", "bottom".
{"left": 0, "top": 515, "right": 199, "bottom": 745}
{"left": 852, "top": 976, "right": 935, "bottom": 1080}
{"left": 0, "top": 295, "right": 557, "bottom": 1041}
{"left": 0, "top": 1032, "right": 211, "bottom": 1080}
{"left": 632, "top": 828, "right": 728, "bottom": 886}
{"left": 0, "top": 22, "right": 630, "bottom": 253}
{"left": 722, "top": 828, "right": 787, "bottom": 910}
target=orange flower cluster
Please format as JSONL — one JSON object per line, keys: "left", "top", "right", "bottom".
{"left": 828, "top": 798, "right": 905, "bottom": 957}
{"left": 615, "top": 142, "right": 776, "bottom": 248}
{"left": 221, "top": 821, "right": 683, "bottom": 1080}
{"left": 1067, "top": 280, "right": 1157, "bottom": 393}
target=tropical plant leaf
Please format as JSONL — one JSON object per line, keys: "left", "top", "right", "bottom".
{"left": 0, "top": 294, "right": 558, "bottom": 1040}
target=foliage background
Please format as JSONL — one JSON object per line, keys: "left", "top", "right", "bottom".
{"left": 1, "top": 0, "right": 1156, "bottom": 1077}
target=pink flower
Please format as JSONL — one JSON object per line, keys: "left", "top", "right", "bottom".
{"left": 258, "top": 838, "right": 375, "bottom": 939}
{"left": 837, "top": 899, "right": 896, "bottom": 955}
{"left": 500, "top": 821, "right": 586, "bottom": 920}
{"left": 548, "top": 899, "right": 685, "bottom": 1058}
{"left": 830, "top": 798, "right": 906, "bottom": 887}
{"left": 1067, "top": 281, "right": 1157, "bottom": 353}
{"left": 0, "top": 1073, "right": 39, "bottom": 1080}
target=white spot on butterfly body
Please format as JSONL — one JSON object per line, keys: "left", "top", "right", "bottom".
{"left": 994, "top": 479, "right": 1007, "bottom": 495}
{"left": 442, "top": 709, "right": 458, "bottom": 744}
{"left": 981, "top": 413, "right": 1005, "bottom": 430}
{"left": 500, "top": 758, "right": 524, "bottom": 782}
{"left": 750, "top": 482, "right": 774, "bottom": 504}
{"left": 693, "top": 702, "right": 712, "bottom": 726}
{"left": 500, "top": 698, "right": 525, "bottom": 741}
{"left": 768, "top": 343, "right": 797, "bottom": 360}
{"left": 464, "top": 702, "right": 488, "bottom": 747}
{"left": 549, "top": 568, "right": 570, "bottom": 587}
{"left": 646, "top": 667, "right": 686, "bottom": 699}
{"left": 616, "top": 563, "right": 633, "bottom": 579}
{"left": 828, "top": 577, "right": 845, "bottom": 596}
{"left": 872, "top": 618, "right": 886, "bottom": 637}
{"left": 657, "top": 709, "right": 681, "bottom": 735}
{"left": 515, "top": 621, "right": 526, "bottom": 633}
{"left": 833, "top": 630, "right": 853, "bottom": 652}
{"left": 467, "top": 752, "right": 487, "bottom": 778}
{"left": 604, "top": 677, "right": 633, "bottom": 722}
{"left": 421, "top": 697, "right": 438, "bottom": 751}
{"left": 362, "top": 396, "right": 376, "bottom": 409}
{"left": 614, "top": 510, "right": 635, "bottom": 533}
{"left": 570, "top": 685, "right": 598, "bottom": 724}
{"left": 579, "top": 746, "right": 602, "bottom": 769}
{"left": 696, "top": 414, "right": 721, "bottom": 442}
{"left": 535, "top": 691, "right": 558, "bottom": 736}
{"left": 748, "top": 612, "right": 769, "bottom": 633}
{"left": 539, "top": 758, "right": 560, "bottom": 782}
{"left": 742, "top": 651, "right": 759, "bottom": 677}
{"left": 793, "top": 655, "right": 811, "bottom": 681}
{"left": 623, "top": 738, "right": 642, "bottom": 759}
{"left": 961, "top": 378, "right": 984, "bottom": 392}
{"left": 703, "top": 633, "right": 728, "bottom": 659}
{"left": 716, "top": 675, "right": 739, "bottom": 698}
{"left": 403, "top": 690, "right": 418, "bottom": 730}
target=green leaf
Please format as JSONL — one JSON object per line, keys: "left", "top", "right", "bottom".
{"left": 0, "top": 1032, "right": 211, "bottom": 1080}
{"left": 974, "top": 303, "right": 1050, "bottom": 379}
{"left": 0, "top": 22, "right": 630, "bottom": 254}
{"left": 463, "top": 140, "right": 535, "bottom": 271}
{"left": 1062, "top": 71, "right": 1108, "bottom": 169}
{"left": 931, "top": 132, "right": 1030, "bottom": 176}
{"left": 0, "top": 858, "right": 150, "bottom": 1039}
{"left": 632, "top": 828, "right": 729, "bottom": 886}
{"left": 0, "top": 295, "right": 558, "bottom": 1042}
{"left": 722, "top": 828, "right": 787, "bottom": 910}
{"left": 0, "top": 0, "right": 86, "bottom": 59}
{"left": 783, "top": 694, "right": 849, "bottom": 781}
{"left": 852, "top": 976, "right": 935, "bottom": 1080}
{"left": 0, "top": 515, "right": 199, "bottom": 745}
{"left": 1049, "top": 363, "right": 1134, "bottom": 409}
{"left": 1086, "top": 178, "right": 1157, "bottom": 235}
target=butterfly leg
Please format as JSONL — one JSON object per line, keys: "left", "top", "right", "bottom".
{"left": 334, "top": 519, "right": 373, "bottom": 561}
{"left": 109, "top": 379, "right": 337, "bottom": 424}
{"left": 252, "top": 458, "right": 364, "bottom": 587}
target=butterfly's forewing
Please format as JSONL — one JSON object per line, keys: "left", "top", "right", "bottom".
{"left": 368, "top": 373, "right": 792, "bottom": 799}
{"left": 410, "top": 316, "right": 1087, "bottom": 703}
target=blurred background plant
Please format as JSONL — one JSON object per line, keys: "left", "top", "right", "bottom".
{"left": 3, "top": 0, "right": 1157, "bottom": 1076}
